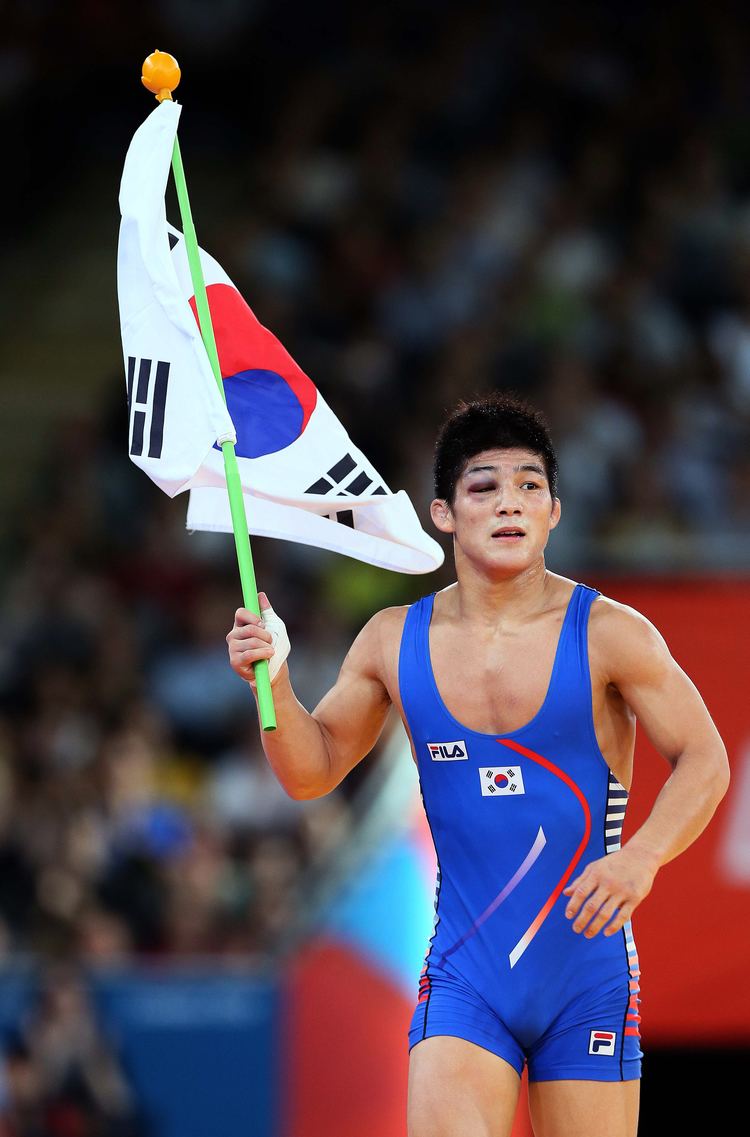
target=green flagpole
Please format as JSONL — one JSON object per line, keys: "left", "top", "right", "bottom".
{"left": 142, "top": 51, "right": 276, "bottom": 731}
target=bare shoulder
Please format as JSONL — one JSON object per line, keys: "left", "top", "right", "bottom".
{"left": 588, "top": 593, "right": 671, "bottom": 684}
{"left": 357, "top": 604, "right": 410, "bottom": 648}
{"left": 342, "top": 604, "right": 411, "bottom": 679}
{"left": 370, "top": 603, "right": 411, "bottom": 638}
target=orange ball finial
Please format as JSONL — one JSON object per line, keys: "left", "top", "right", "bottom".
{"left": 141, "top": 50, "right": 181, "bottom": 102}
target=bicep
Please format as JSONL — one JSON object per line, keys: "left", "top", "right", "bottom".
{"left": 311, "top": 624, "right": 392, "bottom": 791}
{"left": 604, "top": 612, "right": 722, "bottom": 766}
{"left": 617, "top": 654, "right": 720, "bottom": 766}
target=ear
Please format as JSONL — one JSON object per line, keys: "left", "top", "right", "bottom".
{"left": 549, "top": 496, "right": 562, "bottom": 530}
{"left": 430, "top": 498, "right": 455, "bottom": 534}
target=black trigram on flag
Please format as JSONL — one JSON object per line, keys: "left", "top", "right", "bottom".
{"left": 126, "top": 357, "right": 170, "bottom": 459}
{"left": 305, "top": 453, "right": 386, "bottom": 528}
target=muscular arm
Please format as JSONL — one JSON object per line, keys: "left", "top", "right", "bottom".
{"left": 227, "top": 600, "right": 395, "bottom": 800}
{"left": 564, "top": 600, "right": 730, "bottom": 938}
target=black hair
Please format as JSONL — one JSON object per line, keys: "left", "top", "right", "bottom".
{"left": 433, "top": 392, "right": 558, "bottom": 503}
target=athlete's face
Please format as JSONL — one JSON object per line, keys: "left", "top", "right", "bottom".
{"left": 430, "top": 448, "right": 561, "bottom": 576}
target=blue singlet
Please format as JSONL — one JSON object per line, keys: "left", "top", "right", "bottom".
{"left": 400, "top": 583, "right": 642, "bottom": 1082}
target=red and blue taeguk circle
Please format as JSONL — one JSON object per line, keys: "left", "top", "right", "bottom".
{"left": 494, "top": 772, "right": 509, "bottom": 788}
{"left": 190, "top": 283, "right": 317, "bottom": 459}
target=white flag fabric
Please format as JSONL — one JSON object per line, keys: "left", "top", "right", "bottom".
{"left": 118, "top": 100, "right": 236, "bottom": 495}
{"left": 117, "top": 101, "right": 443, "bottom": 574}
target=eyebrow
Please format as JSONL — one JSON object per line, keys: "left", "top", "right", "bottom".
{"left": 464, "top": 462, "right": 547, "bottom": 478}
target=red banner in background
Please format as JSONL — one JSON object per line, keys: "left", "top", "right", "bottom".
{"left": 593, "top": 579, "right": 750, "bottom": 1045}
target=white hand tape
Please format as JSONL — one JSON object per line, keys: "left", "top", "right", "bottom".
{"left": 260, "top": 606, "right": 290, "bottom": 684}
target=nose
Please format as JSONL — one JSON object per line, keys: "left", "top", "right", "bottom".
{"left": 495, "top": 490, "right": 522, "bottom": 515}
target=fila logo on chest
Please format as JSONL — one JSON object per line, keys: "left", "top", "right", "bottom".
{"left": 428, "top": 740, "right": 468, "bottom": 761}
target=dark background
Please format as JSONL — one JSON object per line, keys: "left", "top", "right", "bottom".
{"left": 1, "top": 2, "right": 748, "bottom": 1133}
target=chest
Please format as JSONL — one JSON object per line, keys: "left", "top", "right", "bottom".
{"left": 427, "top": 618, "right": 564, "bottom": 735}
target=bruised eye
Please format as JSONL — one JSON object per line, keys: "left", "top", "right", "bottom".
{"left": 469, "top": 484, "right": 495, "bottom": 493}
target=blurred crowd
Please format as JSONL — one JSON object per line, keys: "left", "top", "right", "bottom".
{"left": 194, "top": 2, "right": 750, "bottom": 572}
{"left": 0, "top": 408, "right": 361, "bottom": 963}
{"left": 0, "top": 417, "right": 361, "bottom": 1129}
{"left": 5, "top": 3, "right": 750, "bottom": 573}
{"left": 3, "top": 1, "right": 750, "bottom": 1127}
{"left": 0, "top": 969, "right": 142, "bottom": 1136}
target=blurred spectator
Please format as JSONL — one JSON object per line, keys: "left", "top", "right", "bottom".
{"left": 0, "top": 969, "right": 141, "bottom": 1137}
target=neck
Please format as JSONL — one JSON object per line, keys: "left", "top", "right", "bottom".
{"left": 450, "top": 550, "right": 553, "bottom": 626}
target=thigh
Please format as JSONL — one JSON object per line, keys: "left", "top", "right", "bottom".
{"left": 408, "top": 1036, "right": 521, "bottom": 1137}
{"left": 529, "top": 1079, "right": 640, "bottom": 1137}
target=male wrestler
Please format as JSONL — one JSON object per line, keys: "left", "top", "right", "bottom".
{"left": 226, "top": 394, "right": 729, "bottom": 1137}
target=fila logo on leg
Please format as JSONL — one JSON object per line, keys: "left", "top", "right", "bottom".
{"left": 479, "top": 767, "right": 525, "bottom": 796}
{"left": 428, "top": 740, "right": 468, "bottom": 761}
{"left": 589, "top": 1030, "right": 617, "bottom": 1056}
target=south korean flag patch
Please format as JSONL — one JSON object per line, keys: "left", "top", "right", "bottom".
{"left": 479, "top": 766, "right": 525, "bottom": 796}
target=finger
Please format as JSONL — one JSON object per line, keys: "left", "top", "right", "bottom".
{"left": 563, "top": 870, "right": 589, "bottom": 898}
{"left": 236, "top": 645, "right": 274, "bottom": 664}
{"left": 258, "top": 591, "right": 272, "bottom": 612}
{"left": 582, "top": 896, "right": 620, "bottom": 939}
{"left": 234, "top": 607, "right": 265, "bottom": 628}
{"left": 603, "top": 903, "right": 636, "bottom": 937}
{"left": 570, "top": 886, "right": 607, "bottom": 933}
{"left": 232, "top": 646, "right": 274, "bottom": 674}
{"left": 564, "top": 873, "right": 593, "bottom": 918}
{"left": 230, "top": 623, "right": 273, "bottom": 644}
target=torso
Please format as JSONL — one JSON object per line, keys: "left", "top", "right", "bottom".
{"left": 378, "top": 574, "right": 636, "bottom": 788}
{"left": 394, "top": 576, "right": 644, "bottom": 1060}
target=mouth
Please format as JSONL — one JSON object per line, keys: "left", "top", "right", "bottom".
{"left": 491, "top": 527, "right": 526, "bottom": 540}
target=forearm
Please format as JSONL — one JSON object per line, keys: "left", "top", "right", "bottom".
{"left": 229, "top": 600, "right": 392, "bottom": 800}
{"left": 565, "top": 741, "right": 729, "bottom": 938}
{"left": 251, "top": 666, "right": 336, "bottom": 800}
{"left": 568, "top": 605, "right": 730, "bottom": 937}
{"left": 625, "top": 743, "right": 730, "bottom": 871}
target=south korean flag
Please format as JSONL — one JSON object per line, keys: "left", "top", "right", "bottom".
{"left": 118, "top": 99, "right": 443, "bottom": 575}
{"left": 479, "top": 767, "right": 525, "bottom": 797}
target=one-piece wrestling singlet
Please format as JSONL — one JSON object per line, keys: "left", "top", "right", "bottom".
{"left": 401, "top": 583, "right": 642, "bottom": 1082}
